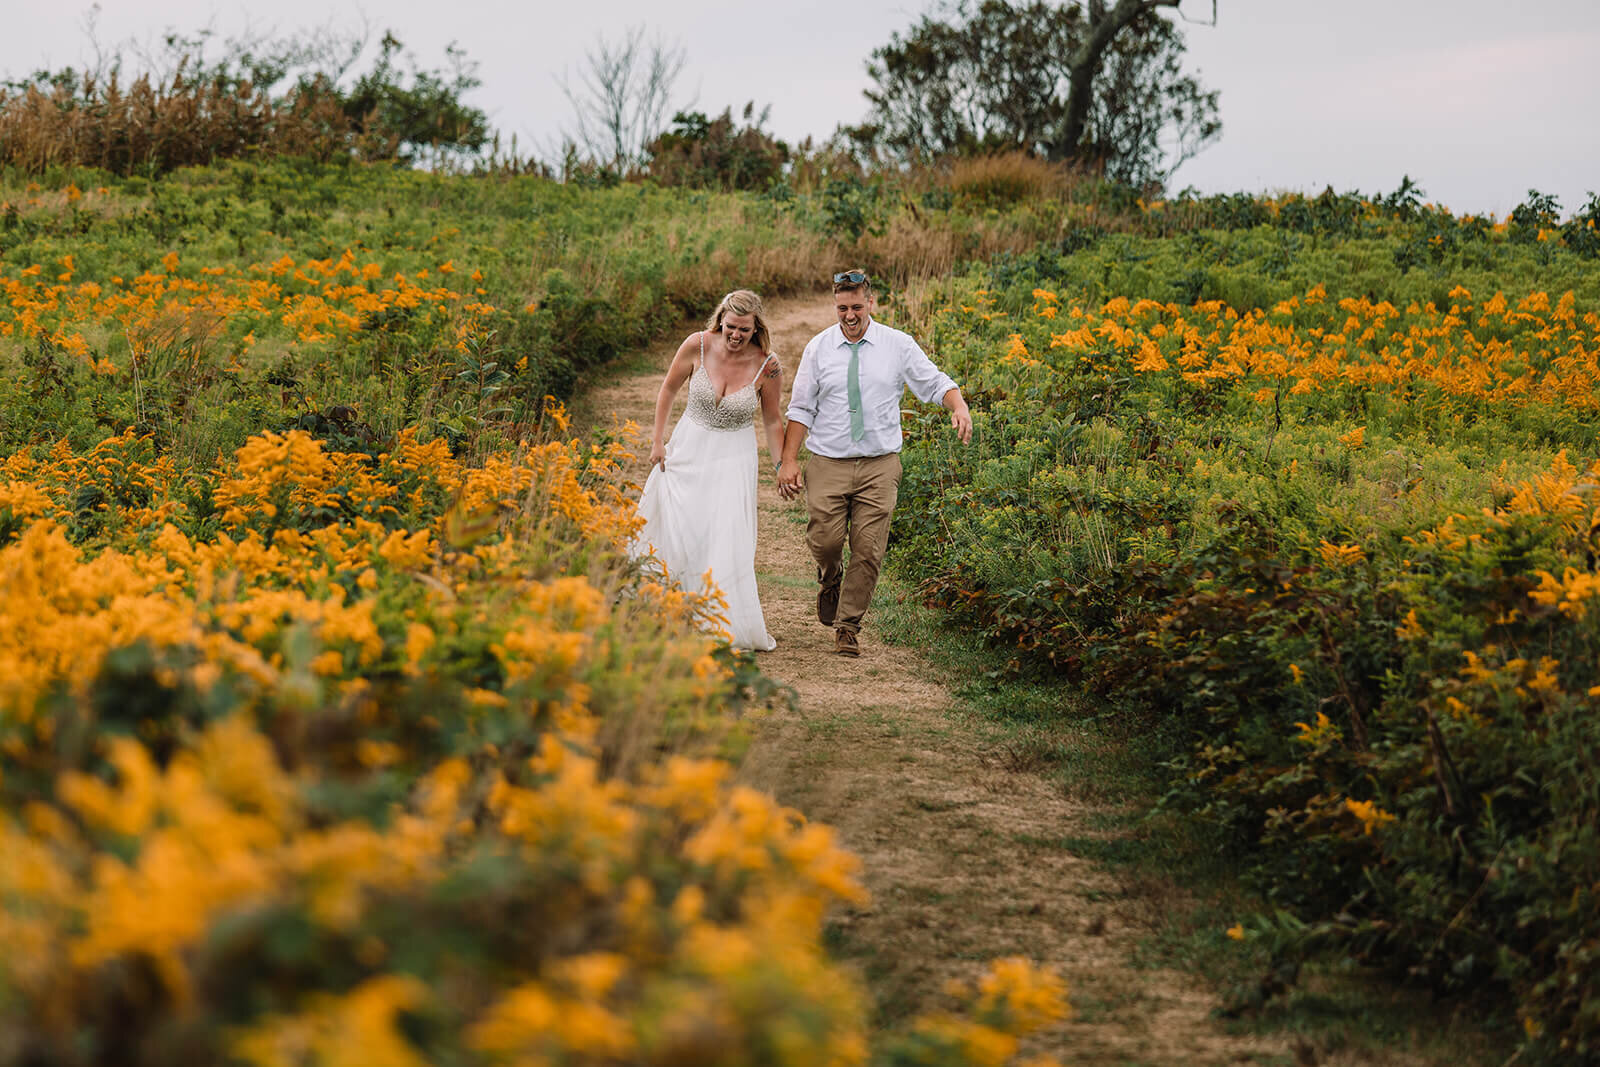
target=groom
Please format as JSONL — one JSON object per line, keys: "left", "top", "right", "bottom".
{"left": 776, "top": 270, "right": 972, "bottom": 657}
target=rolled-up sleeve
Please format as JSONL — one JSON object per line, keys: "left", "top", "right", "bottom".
{"left": 901, "top": 339, "right": 957, "bottom": 404}
{"left": 786, "top": 338, "right": 821, "bottom": 426}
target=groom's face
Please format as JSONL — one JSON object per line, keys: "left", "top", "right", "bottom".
{"left": 835, "top": 290, "right": 874, "bottom": 342}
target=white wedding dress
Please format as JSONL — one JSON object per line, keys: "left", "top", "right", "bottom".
{"left": 634, "top": 338, "right": 777, "bottom": 651}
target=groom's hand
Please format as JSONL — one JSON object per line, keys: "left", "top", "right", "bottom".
{"left": 941, "top": 388, "right": 973, "bottom": 445}
{"left": 777, "top": 458, "right": 803, "bottom": 500}
{"left": 950, "top": 405, "right": 973, "bottom": 444}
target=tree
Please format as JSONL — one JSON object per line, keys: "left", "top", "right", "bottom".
{"left": 645, "top": 103, "right": 789, "bottom": 190}
{"left": 861, "top": 0, "right": 1219, "bottom": 186}
{"left": 338, "top": 32, "right": 489, "bottom": 165}
{"left": 558, "top": 26, "right": 687, "bottom": 175}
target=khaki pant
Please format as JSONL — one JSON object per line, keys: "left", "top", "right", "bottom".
{"left": 804, "top": 453, "right": 902, "bottom": 633}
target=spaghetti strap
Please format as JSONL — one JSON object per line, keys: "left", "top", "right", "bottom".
{"left": 749, "top": 352, "right": 778, "bottom": 387}
{"left": 697, "top": 330, "right": 705, "bottom": 370}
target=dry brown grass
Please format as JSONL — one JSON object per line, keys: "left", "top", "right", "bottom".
{"left": 941, "top": 150, "right": 1086, "bottom": 206}
{"left": 659, "top": 210, "right": 841, "bottom": 310}
{"left": 0, "top": 71, "right": 393, "bottom": 175}
{"left": 650, "top": 196, "right": 1079, "bottom": 314}
{"left": 860, "top": 206, "right": 1087, "bottom": 295}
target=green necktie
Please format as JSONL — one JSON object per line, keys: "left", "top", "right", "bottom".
{"left": 845, "top": 339, "right": 865, "bottom": 441}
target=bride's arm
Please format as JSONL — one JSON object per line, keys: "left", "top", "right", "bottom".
{"left": 757, "top": 354, "right": 785, "bottom": 469}
{"left": 650, "top": 335, "right": 698, "bottom": 468}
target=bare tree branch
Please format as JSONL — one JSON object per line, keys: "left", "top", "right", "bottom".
{"left": 558, "top": 25, "right": 687, "bottom": 174}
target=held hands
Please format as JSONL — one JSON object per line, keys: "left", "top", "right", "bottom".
{"left": 776, "top": 459, "right": 803, "bottom": 501}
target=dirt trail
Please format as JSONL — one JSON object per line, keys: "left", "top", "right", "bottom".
{"left": 579, "top": 296, "right": 1289, "bottom": 1064}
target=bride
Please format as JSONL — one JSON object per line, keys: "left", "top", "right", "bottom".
{"left": 633, "top": 289, "right": 783, "bottom": 650}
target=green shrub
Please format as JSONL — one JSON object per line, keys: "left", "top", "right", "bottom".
{"left": 892, "top": 225, "right": 1600, "bottom": 1058}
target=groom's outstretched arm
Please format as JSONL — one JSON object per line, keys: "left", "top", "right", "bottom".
{"left": 941, "top": 386, "right": 973, "bottom": 444}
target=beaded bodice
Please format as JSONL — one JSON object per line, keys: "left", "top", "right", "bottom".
{"left": 685, "top": 348, "right": 773, "bottom": 431}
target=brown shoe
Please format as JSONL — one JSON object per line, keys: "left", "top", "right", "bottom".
{"left": 817, "top": 582, "right": 840, "bottom": 626}
{"left": 834, "top": 628, "right": 859, "bottom": 657}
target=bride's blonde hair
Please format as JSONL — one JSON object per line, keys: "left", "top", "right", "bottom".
{"left": 705, "top": 289, "right": 772, "bottom": 351}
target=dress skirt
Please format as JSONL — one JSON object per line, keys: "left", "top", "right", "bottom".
{"left": 634, "top": 413, "right": 776, "bottom": 651}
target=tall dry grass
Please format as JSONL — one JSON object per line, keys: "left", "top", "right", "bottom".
{"left": 654, "top": 167, "right": 1102, "bottom": 307}
{"left": 0, "top": 71, "right": 394, "bottom": 175}
{"left": 939, "top": 150, "right": 1088, "bottom": 206}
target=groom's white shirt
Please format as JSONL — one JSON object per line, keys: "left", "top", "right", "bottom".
{"left": 786, "top": 318, "right": 957, "bottom": 460}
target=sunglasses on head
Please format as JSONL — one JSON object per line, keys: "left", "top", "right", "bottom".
{"left": 832, "top": 271, "right": 869, "bottom": 285}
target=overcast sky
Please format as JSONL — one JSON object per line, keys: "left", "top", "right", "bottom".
{"left": 5, "top": 0, "right": 1598, "bottom": 219}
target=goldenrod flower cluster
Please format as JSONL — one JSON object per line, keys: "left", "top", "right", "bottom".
{"left": 0, "top": 376, "right": 1066, "bottom": 1064}
{"left": 0, "top": 249, "right": 499, "bottom": 357}
{"left": 0, "top": 417, "right": 906, "bottom": 1064}
{"left": 968, "top": 284, "right": 1600, "bottom": 414}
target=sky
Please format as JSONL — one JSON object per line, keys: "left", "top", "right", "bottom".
{"left": 4, "top": 0, "right": 1598, "bottom": 219}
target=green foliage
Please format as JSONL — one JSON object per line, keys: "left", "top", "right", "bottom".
{"left": 1558, "top": 191, "right": 1600, "bottom": 258}
{"left": 891, "top": 205, "right": 1600, "bottom": 1061}
{"left": 1509, "top": 188, "right": 1563, "bottom": 240}
{"left": 646, "top": 103, "right": 790, "bottom": 190}
{"left": 337, "top": 32, "right": 489, "bottom": 165}
{"left": 810, "top": 174, "right": 894, "bottom": 239}
{"left": 0, "top": 163, "right": 765, "bottom": 464}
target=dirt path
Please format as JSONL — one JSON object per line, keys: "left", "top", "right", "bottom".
{"left": 579, "top": 296, "right": 1289, "bottom": 1064}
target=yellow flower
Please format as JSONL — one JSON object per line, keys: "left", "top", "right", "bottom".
{"left": 1003, "top": 333, "right": 1032, "bottom": 364}
{"left": 1395, "top": 609, "right": 1426, "bottom": 640}
{"left": 232, "top": 975, "right": 430, "bottom": 1067}
{"left": 974, "top": 957, "right": 1068, "bottom": 1034}
{"left": 1132, "top": 338, "right": 1168, "bottom": 372}
{"left": 907, "top": 1016, "right": 1018, "bottom": 1067}
{"left": 1318, "top": 540, "right": 1366, "bottom": 568}
{"left": 58, "top": 737, "right": 161, "bottom": 837}
{"left": 356, "top": 740, "right": 403, "bottom": 768}
{"left": 1345, "top": 797, "right": 1397, "bottom": 835}
{"left": 1525, "top": 656, "right": 1561, "bottom": 695}
{"left": 1293, "top": 712, "right": 1341, "bottom": 746}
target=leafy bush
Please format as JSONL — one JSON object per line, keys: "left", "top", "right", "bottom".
{"left": 0, "top": 419, "right": 1074, "bottom": 1065}
{"left": 646, "top": 103, "right": 789, "bottom": 190}
{"left": 891, "top": 216, "right": 1600, "bottom": 1059}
